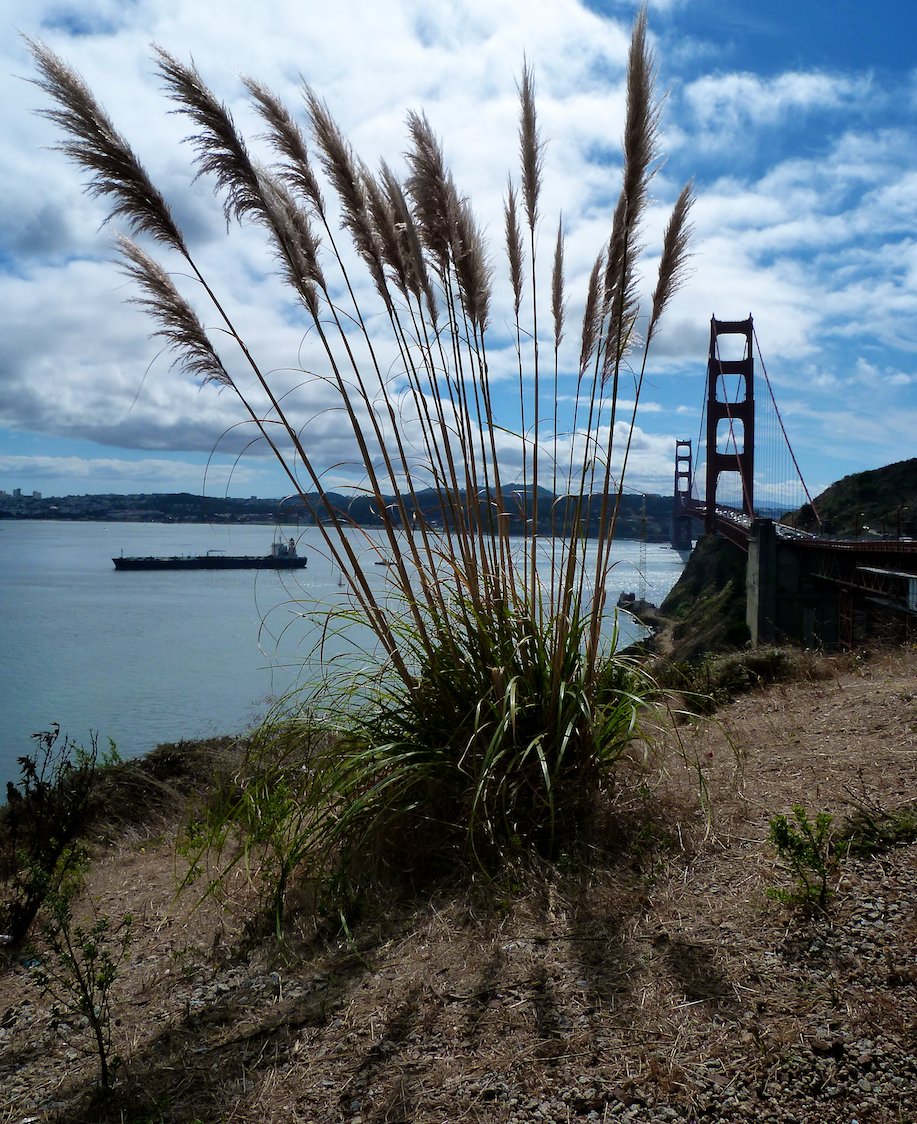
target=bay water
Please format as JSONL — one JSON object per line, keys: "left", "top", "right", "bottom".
{"left": 0, "top": 520, "right": 687, "bottom": 790}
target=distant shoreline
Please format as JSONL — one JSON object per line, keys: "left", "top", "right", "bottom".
{"left": 0, "top": 489, "right": 681, "bottom": 542}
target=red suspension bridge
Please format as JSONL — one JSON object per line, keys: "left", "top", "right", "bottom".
{"left": 670, "top": 316, "right": 917, "bottom": 647}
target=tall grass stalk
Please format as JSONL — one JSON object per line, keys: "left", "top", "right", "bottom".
{"left": 31, "top": 9, "right": 692, "bottom": 882}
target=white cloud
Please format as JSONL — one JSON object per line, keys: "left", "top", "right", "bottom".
{"left": 0, "top": 453, "right": 268, "bottom": 493}
{"left": 682, "top": 70, "right": 870, "bottom": 137}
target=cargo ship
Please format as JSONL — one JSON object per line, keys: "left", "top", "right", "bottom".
{"left": 112, "top": 538, "right": 307, "bottom": 571}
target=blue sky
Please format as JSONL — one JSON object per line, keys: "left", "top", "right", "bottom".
{"left": 2, "top": 0, "right": 916, "bottom": 504}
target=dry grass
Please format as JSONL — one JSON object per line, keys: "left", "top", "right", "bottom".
{"left": 2, "top": 647, "right": 915, "bottom": 1122}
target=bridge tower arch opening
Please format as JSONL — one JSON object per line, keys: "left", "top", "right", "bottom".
{"left": 705, "top": 316, "right": 755, "bottom": 534}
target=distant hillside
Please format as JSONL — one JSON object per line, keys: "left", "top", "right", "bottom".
{"left": 786, "top": 457, "right": 917, "bottom": 538}
{"left": 0, "top": 488, "right": 677, "bottom": 540}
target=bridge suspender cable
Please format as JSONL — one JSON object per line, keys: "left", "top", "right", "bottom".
{"left": 751, "top": 325, "right": 822, "bottom": 527}
{"left": 693, "top": 388, "right": 706, "bottom": 503}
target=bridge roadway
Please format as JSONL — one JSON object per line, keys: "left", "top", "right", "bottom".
{"left": 680, "top": 500, "right": 917, "bottom": 646}
{"left": 684, "top": 499, "right": 917, "bottom": 552}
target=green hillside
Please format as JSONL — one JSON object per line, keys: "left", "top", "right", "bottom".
{"left": 787, "top": 457, "right": 917, "bottom": 537}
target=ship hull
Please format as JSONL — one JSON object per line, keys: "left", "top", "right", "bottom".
{"left": 112, "top": 555, "right": 308, "bottom": 571}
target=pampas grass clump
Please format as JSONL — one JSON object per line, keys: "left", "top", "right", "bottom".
{"left": 30, "top": 9, "right": 692, "bottom": 915}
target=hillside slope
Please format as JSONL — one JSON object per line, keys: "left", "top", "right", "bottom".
{"left": 657, "top": 535, "right": 749, "bottom": 661}
{"left": 789, "top": 457, "right": 917, "bottom": 537}
{"left": 2, "top": 649, "right": 915, "bottom": 1123}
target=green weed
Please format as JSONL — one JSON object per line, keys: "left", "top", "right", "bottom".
{"left": 767, "top": 805, "right": 838, "bottom": 909}
{"left": 1, "top": 725, "right": 117, "bottom": 946}
{"left": 30, "top": 885, "right": 133, "bottom": 1093}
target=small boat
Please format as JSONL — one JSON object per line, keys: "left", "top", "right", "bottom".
{"left": 112, "top": 538, "right": 307, "bottom": 571}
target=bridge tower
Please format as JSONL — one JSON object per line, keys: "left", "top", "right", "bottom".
{"left": 705, "top": 316, "right": 755, "bottom": 534}
{"left": 671, "top": 439, "right": 693, "bottom": 550}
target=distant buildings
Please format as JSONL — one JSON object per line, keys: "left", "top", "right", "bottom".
{"left": 0, "top": 490, "right": 297, "bottom": 524}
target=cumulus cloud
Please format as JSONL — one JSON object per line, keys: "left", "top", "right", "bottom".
{"left": 681, "top": 70, "right": 870, "bottom": 139}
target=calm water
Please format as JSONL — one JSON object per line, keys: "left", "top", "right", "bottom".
{"left": 0, "top": 521, "right": 687, "bottom": 789}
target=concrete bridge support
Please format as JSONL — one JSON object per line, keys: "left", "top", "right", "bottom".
{"left": 744, "top": 521, "right": 914, "bottom": 648}
{"left": 746, "top": 520, "right": 838, "bottom": 647}
{"left": 746, "top": 519, "right": 777, "bottom": 645}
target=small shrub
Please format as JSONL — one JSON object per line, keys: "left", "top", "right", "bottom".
{"left": 1, "top": 725, "right": 116, "bottom": 945}
{"left": 837, "top": 800, "right": 917, "bottom": 857}
{"left": 31, "top": 886, "right": 133, "bottom": 1093}
{"left": 767, "top": 805, "right": 838, "bottom": 909}
{"left": 659, "top": 648, "right": 826, "bottom": 714}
